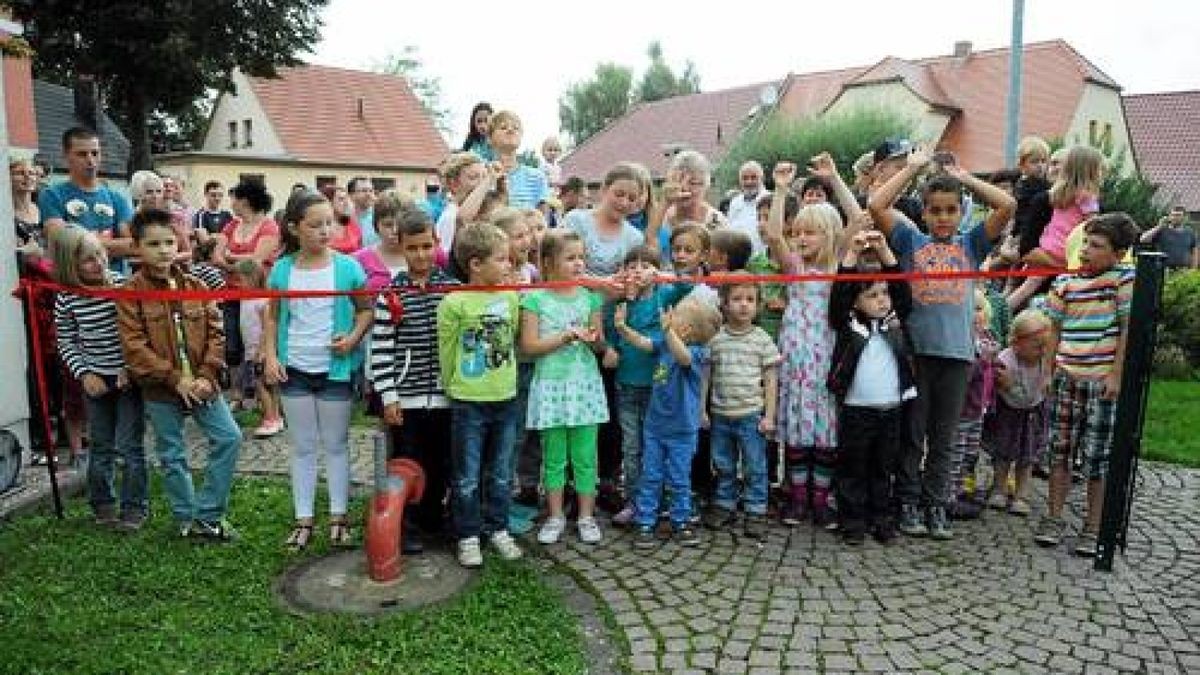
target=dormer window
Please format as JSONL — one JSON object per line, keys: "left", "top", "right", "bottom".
{"left": 228, "top": 121, "right": 238, "bottom": 149}
{"left": 243, "top": 119, "right": 254, "bottom": 148}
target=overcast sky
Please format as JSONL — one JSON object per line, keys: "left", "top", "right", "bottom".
{"left": 312, "top": 0, "right": 1200, "bottom": 153}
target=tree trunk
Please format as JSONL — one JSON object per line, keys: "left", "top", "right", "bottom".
{"left": 122, "top": 88, "right": 152, "bottom": 173}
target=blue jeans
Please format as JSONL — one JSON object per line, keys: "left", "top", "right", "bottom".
{"left": 144, "top": 396, "right": 242, "bottom": 524}
{"left": 710, "top": 412, "right": 769, "bottom": 515}
{"left": 634, "top": 429, "right": 697, "bottom": 528}
{"left": 450, "top": 399, "right": 518, "bottom": 540}
{"left": 616, "top": 384, "right": 653, "bottom": 499}
{"left": 84, "top": 384, "right": 147, "bottom": 513}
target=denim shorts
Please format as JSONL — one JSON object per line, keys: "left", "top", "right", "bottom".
{"left": 279, "top": 367, "right": 353, "bottom": 401}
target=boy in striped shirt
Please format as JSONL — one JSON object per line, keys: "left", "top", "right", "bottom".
{"left": 1034, "top": 213, "right": 1139, "bottom": 557}
{"left": 369, "top": 203, "right": 459, "bottom": 552}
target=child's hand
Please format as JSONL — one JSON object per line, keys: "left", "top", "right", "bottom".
{"left": 486, "top": 161, "right": 505, "bottom": 187}
{"left": 758, "top": 415, "right": 775, "bottom": 436}
{"left": 571, "top": 325, "right": 600, "bottom": 346}
{"left": 659, "top": 308, "right": 674, "bottom": 333}
{"left": 81, "top": 373, "right": 109, "bottom": 398}
{"left": 772, "top": 162, "right": 797, "bottom": 189}
{"left": 907, "top": 144, "right": 932, "bottom": 169}
{"left": 614, "top": 302, "right": 628, "bottom": 328}
{"left": 808, "top": 152, "right": 837, "bottom": 178}
{"left": 1101, "top": 371, "right": 1121, "bottom": 400}
{"left": 602, "top": 347, "right": 620, "bottom": 369}
{"left": 383, "top": 403, "right": 404, "bottom": 427}
{"left": 175, "top": 376, "right": 200, "bottom": 407}
{"left": 849, "top": 232, "right": 872, "bottom": 255}
{"left": 330, "top": 333, "right": 356, "bottom": 355}
{"left": 191, "top": 378, "right": 214, "bottom": 400}
{"left": 863, "top": 229, "right": 889, "bottom": 252}
{"left": 944, "top": 163, "right": 970, "bottom": 181}
{"left": 264, "top": 357, "right": 287, "bottom": 385}
{"left": 995, "top": 364, "right": 1013, "bottom": 391}
{"left": 662, "top": 170, "right": 689, "bottom": 203}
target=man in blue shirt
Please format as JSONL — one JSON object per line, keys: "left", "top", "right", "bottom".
{"left": 39, "top": 127, "right": 135, "bottom": 267}
{"left": 349, "top": 176, "right": 378, "bottom": 247}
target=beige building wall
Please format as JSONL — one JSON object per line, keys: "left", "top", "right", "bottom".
{"left": 824, "top": 82, "right": 952, "bottom": 145}
{"left": 154, "top": 155, "right": 430, "bottom": 209}
{"left": 1064, "top": 83, "right": 1137, "bottom": 177}
{"left": 201, "top": 69, "right": 286, "bottom": 156}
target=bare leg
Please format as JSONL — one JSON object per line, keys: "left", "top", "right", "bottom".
{"left": 545, "top": 489, "right": 564, "bottom": 519}
{"left": 1014, "top": 464, "right": 1033, "bottom": 501}
{"left": 1047, "top": 460, "right": 1071, "bottom": 518}
{"left": 578, "top": 493, "right": 595, "bottom": 521}
{"left": 1084, "top": 478, "right": 1105, "bottom": 533}
{"left": 992, "top": 460, "right": 1013, "bottom": 496}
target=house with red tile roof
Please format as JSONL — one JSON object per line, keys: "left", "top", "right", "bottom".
{"left": 1123, "top": 90, "right": 1200, "bottom": 214}
{"left": 562, "top": 40, "right": 1133, "bottom": 185}
{"left": 155, "top": 64, "right": 449, "bottom": 205}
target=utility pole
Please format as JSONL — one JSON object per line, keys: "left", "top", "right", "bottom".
{"left": 1004, "top": 0, "right": 1025, "bottom": 167}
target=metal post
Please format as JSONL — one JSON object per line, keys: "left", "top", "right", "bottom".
{"left": 1004, "top": 0, "right": 1025, "bottom": 167}
{"left": 1095, "top": 252, "right": 1166, "bottom": 571}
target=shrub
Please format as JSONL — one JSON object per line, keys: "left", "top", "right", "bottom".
{"left": 1158, "top": 270, "right": 1200, "bottom": 373}
{"left": 714, "top": 107, "right": 916, "bottom": 192}
{"left": 1151, "top": 343, "right": 1195, "bottom": 381}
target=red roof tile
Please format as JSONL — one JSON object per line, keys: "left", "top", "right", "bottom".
{"left": 1124, "top": 90, "right": 1200, "bottom": 211}
{"left": 247, "top": 64, "right": 448, "bottom": 169}
{"left": 564, "top": 40, "right": 1122, "bottom": 182}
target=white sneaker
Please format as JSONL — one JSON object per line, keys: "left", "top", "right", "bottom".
{"left": 987, "top": 492, "right": 1010, "bottom": 510}
{"left": 490, "top": 531, "right": 523, "bottom": 560}
{"left": 537, "top": 516, "right": 566, "bottom": 544}
{"left": 457, "top": 537, "right": 483, "bottom": 568}
{"left": 578, "top": 517, "right": 603, "bottom": 544}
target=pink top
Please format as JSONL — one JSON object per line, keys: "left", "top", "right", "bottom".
{"left": 1039, "top": 192, "right": 1098, "bottom": 261}
{"left": 354, "top": 247, "right": 406, "bottom": 291}
{"left": 330, "top": 218, "right": 362, "bottom": 255}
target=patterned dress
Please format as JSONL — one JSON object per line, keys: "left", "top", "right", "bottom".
{"left": 776, "top": 254, "right": 838, "bottom": 449}
{"left": 522, "top": 289, "right": 610, "bottom": 430}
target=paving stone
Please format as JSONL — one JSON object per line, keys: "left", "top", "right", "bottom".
{"left": 822, "top": 654, "right": 857, "bottom": 670}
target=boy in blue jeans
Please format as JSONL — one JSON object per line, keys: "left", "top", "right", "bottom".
{"left": 437, "top": 222, "right": 523, "bottom": 568}
{"left": 615, "top": 297, "right": 722, "bottom": 548}
{"left": 116, "top": 209, "right": 242, "bottom": 541}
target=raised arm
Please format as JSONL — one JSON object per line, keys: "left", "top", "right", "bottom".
{"left": 809, "top": 151, "right": 865, "bottom": 231}
{"left": 765, "top": 162, "right": 797, "bottom": 264}
{"left": 459, "top": 162, "right": 502, "bottom": 225}
{"left": 948, "top": 165, "right": 1016, "bottom": 242}
{"left": 612, "top": 302, "right": 653, "bottom": 353}
{"left": 867, "top": 145, "right": 931, "bottom": 237}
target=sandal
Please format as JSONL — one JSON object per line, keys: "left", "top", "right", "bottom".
{"left": 329, "top": 518, "right": 355, "bottom": 548}
{"left": 285, "top": 523, "right": 314, "bottom": 552}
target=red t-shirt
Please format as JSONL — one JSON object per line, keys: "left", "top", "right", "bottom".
{"left": 221, "top": 218, "right": 280, "bottom": 287}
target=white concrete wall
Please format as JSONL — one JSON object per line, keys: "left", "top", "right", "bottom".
{"left": 201, "top": 69, "right": 286, "bottom": 157}
{"left": 1065, "top": 83, "right": 1137, "bottom": 177}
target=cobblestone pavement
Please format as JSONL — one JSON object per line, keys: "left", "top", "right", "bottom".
{"left": 12, "top": 426, "right": 1190, "bottom": 673}
{"left": 212, "top": 430, "right": 1200, "bottom": 674}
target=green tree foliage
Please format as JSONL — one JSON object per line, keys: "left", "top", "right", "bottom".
{"left": 373, "top": 46, "right": 451, "bottom": 138}
{"left": 636, "top": 41, "right": 700, "bottom": 103}
{"left": 1158, "top": 270, "right": 1200, "bottom": 378}
{"left": 14, "top": 0, "right": 328, "bottom": 171}
{"left": 714, "top": 107, "right": 917, "bottom": 191}
{"left": 558, "top": 63, "right": 633, "bottom": 147}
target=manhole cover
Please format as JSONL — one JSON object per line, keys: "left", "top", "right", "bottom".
{"left": 276, "top": 549, "right": 472, "bottom": 616}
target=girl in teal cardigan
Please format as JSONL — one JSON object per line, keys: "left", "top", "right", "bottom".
{"left": 263, "top": 191, "right": 372, "bottom": 551}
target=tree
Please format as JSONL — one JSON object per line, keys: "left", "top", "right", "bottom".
{"left": 558, "top": 62, "right": 633, "bottom": 147}
{"left": 372, "top": 46, "right": 451, "bottom": 138}
{"left": 636, "top": 41, "right": 700, "bottom": 103}
{"left": 13, "top": 0, "right": 328, "bottom": 172}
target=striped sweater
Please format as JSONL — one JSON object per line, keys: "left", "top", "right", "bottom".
{"left": 1044, "top": 265, "right": 1134, "bottom": 380}
{"left": 369, "top": 268, "right": 459, "bottom": 408}
{"left": 54, "top": 272, "right": 127, "bottom": 379}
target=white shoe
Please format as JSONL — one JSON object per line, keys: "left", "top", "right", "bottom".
{"left": 490, "top": 531, "right": 523, "bottom": 560}
{"left": 537, "top": 516, "right": 566, "bottom": 545}
{"left": 987, "top": 492, "right": 1010, "bottom": 510}
{"left": 578, "top": 517, "right": 603, "bottom": 544}
{"left": 457, "top": 537, "right": 482, "bottom": 568}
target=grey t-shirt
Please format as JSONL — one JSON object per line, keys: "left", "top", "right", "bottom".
{"left": 564, "top": 208, "right": 644, "bottom": 276}
{"left": 1153, "top": 225, "right": 1197, "bottom": 268}
{"left": 889, "top": 215, "right": 993, "bottom": 361}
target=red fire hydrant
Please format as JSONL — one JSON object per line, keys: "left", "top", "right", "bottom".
{"left": 365, "top": 433, "right": 425, "bottom": 584}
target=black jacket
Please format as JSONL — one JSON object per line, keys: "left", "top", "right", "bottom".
{"left": 826, "top": 264, "right": 917, "bottom": 403}
{"left": 1014, "top": 175, "right": 1052, "bottom": 256}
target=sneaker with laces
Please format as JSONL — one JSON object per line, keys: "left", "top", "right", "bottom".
{"left": 489, "top": 531, "right": 523, "bottom": 560}
{"left": 537, "top": 516, "right": 566, "bottom": 544}
{"left": 577, "top": 517, "right": 603, "bottom": 544}
{"left": 193, "top": 518, "right": 239, "bottom": 542}
{"left": 1034, "top": 516, "right": 1065, "bottom": 548}
{"left": 457, "top": 536, "right": 483, "bottom": 568}
{"left": 611, "top": 505, "right": 635, "bottom": 527}
{"left": 1073, "top": 530, "right": 1098, "bottom": 557}
{"left": 673, "top": 524, "right": 701, "bottom": 547}
{"left": 898, "top": 504, "right": 928, "bottom": 537}
{"left": 253, "top": 417, "right": 285, "bottom": 439}
{"left": 633, "top": 525, "right": 658, "bottom": 549}
{"left": 928, "top": 506, "right": 953, "bottom": 540}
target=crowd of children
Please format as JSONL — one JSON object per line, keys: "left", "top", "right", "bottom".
{"left": 30, "top": 115, "right": 1144, "bottom": 566}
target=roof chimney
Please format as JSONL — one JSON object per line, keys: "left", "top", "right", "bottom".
{"left": 953, "top": 40, "right": 972, "bottom": 58}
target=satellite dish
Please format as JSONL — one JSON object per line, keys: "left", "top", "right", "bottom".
{"left": 759, "top": 84, "right": 779, "bottom": 107}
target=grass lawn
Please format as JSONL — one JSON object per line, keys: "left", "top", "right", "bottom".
{"left": 0, "top": 478, "right": 587, "bottom": 674}
{"left": 1143, "top": 379, "right": 1200, "bottom": 467}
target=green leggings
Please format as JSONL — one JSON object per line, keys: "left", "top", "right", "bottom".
{"left": 541, "top": 425, "right": 598, "bottom": 494}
